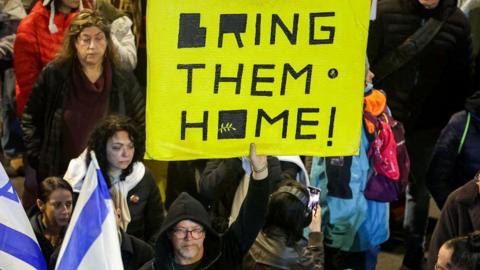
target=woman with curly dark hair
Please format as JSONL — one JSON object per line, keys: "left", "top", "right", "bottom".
{"left": 63, "top": 115, "right": 163, "bottom": 246}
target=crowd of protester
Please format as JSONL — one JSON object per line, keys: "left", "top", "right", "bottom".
{"left": 1, "top": 0, "right": 480, "bottom": 269}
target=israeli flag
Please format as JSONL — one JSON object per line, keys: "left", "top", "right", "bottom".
{"left": 0, "top": 163, "right": 47, "bottom": 270}
{"left": 55, "top": 152, "right": 123, "bottom": 270}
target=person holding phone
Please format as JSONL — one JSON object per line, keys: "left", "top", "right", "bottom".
{"left": 242, "top": 180, "right": 324, "bottom": 270}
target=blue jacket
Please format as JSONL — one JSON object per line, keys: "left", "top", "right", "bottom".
{"left": 427, "top": 110, "right": 480, "bottom": 208}
{"left": 311, "top": 127, "right": 389, "bottom": 251}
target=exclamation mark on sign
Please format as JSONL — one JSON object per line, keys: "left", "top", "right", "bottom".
{"left": 327, "top": 107, "right": 336, "bottom": 147}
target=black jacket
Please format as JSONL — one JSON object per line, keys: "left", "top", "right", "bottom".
{"left": 22, "top": 59, "right": 145, "bottom": 181}
{"left": 368, "top": 0, "right": 473, "bottom": 130}
{"left": 121, "top": 231, "right": 155, "bottom": 270}
{"left": 126, "top": 169, "right": 165, "bottom": 246}
{"left": 475, "top": 53, "right": 480, "bottom": 91}
{"left": 165, "top": 160, "right": 208, "bottom": 209}
{"left": 67, "top": 162, "right": 164, "bottom": 247}
{"left": 140, "top": 175, "right": 271, "bottom": 270}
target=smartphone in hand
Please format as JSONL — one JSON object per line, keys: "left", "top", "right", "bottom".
{"left": 307, "top": 186, "right": 321, "bottom": 211}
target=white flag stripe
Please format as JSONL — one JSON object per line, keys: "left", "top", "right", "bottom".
{"left": 0, "top": 163, "right": 47, "bottom": 270}
{"left": 0, "top": 251, "right": 35, "bottom": 270}
{"left": 55, "top": 151, "right": 124, "bottom": 270}
{"left": 77, "top": 210, "right": 120, "bottom": 269}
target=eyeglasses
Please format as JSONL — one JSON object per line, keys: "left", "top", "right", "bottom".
{"left": 170, "top": 227, "right": 205, "bottom": 240}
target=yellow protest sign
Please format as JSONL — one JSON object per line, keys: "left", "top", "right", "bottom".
{"left": 146, "top": 0, "right": 370, "bottom": 160}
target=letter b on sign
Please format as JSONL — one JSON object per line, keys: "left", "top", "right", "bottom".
{"left": 178, "top": 14, "right": 207, "bottom": 48}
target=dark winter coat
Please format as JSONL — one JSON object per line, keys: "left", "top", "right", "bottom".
{"left": 139, "top": 175, "right": 271, "bottom": 270}
{"left": 22, "top": 59, "right": 144, "bottom": 181}
{"left": 66, "top": 157, "right": 164, "bottom": 246}
{"left": 126, "top": 169, "right": 165, "bottom": 246}
{"left": 165, "top": 160, "right": 208, "bottom": 209}
{"left": 121, "top": 231, "right": 155, "bottom": 270}
{"left": 427, "top": 110, "right": 480, "bottom": 208}
{"left": 367, "top": 0, "right": 474, "bottom": 130}
{"left": 476, "top": 53, "right": 480, "bottom": 91}
{"left": 426, "top": 179, "right": 480, "bottom": 270}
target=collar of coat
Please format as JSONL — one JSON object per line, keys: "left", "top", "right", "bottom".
{"left": 452, "top": 179, "right": 480, "bottom": 229}
{"left": 47, "top": 58, "right": 124, "bottom": 94}
{"left": 247, "top": 228, "right": 308, "bottom": 269}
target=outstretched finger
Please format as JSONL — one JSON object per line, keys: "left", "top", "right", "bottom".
{"left": 249, "top": 143, "right": 256, "bottom": 158}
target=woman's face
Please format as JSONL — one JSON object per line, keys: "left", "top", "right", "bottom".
{"left": 75, "top": 26, "right": 107, "bottom": 68}
{"left": 37, "top": 189, "right": 73, "bottom": 228}
{"left": 106, "top": 131, "right": 135, "bottom": 172}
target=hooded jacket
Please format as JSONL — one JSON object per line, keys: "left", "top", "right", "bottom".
{"left": 14, "top": 1, "right": 78, "bottom": 116}
{"left": 427, "top": 84, "right": 480, "bottom": 208}
{"left": 368, "top": 0, "right": 473, "bottom": 130}
{"left": 140, "top": 174, "right": 271, "bottom": 270}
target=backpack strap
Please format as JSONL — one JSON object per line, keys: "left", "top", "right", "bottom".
{"left": 364, "top": 111, "right": 377, "bottom": 122}
{"left": 373, "top": 18, "right": 446, "bottom": 84}
{"left": 457, "top": 112, "right": 471, "bottom": 154}
{"left": 381, "top": 113, "right": 390, "bottom": 124}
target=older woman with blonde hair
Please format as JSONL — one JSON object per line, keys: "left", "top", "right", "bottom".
{"left": 22, "top": 9, "right": 144, "bottom": 184}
